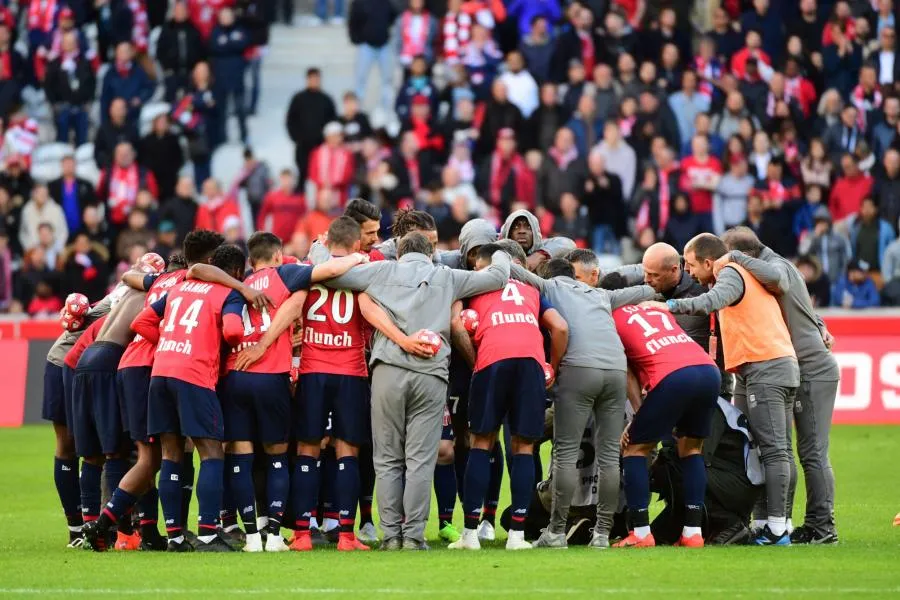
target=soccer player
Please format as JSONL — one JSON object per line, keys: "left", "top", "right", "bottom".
{"left": 43, "top": 293, "right": 117, "bottom": 547}
{"left": 449, "top": 243, "right": 568, "bottom": 551}
{"left": 717, "top": 227, "right": 840, "bottom": 544}
{"left": 609, "top": 301, "right": 720, "bottom": 548}
{"left": 643, "top": 233, "right": 799, "bottom": 546}
{"left": 219, "top": 227, "right": 367, "bottom": 552}
{"left": 130, "top": 244, "right": 250, "bottom": 552}
{"left": 509, "top": 258, "right": 657, "bottom": 549}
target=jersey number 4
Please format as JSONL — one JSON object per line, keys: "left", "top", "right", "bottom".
{"left": 500, "top": 282, "right": 525, "bottom": 306}
{"left": 627, "top": 310, "right": 674, "bottom": 337}
{"left": 306, "top": 285, "right": 354, "bottom": 324}
{"left": 163, "top": 297, "right": 204, "bottom": 335}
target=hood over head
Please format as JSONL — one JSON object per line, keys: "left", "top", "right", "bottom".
{"left": 500, "top": 209, "right": 543, "bottom": 255}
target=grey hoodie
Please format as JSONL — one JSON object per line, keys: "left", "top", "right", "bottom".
{"left": 729, "top": 247, "right": 839, "bottom": 382}
{"left": 500, "top": 209, "right": 543, "bottom": 255}
{"left": 326, "top": 251, "right": 511, "bottom": 382}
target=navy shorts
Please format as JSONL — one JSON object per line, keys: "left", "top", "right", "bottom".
{"left": 42, "top": 362, "right": 66, "bottom": 425}
{"left": 220, "top": 371, "right": 292, "bottom": 444}
{"left": 62, "top": 365, "right": 76, "bottom": 435}
{"left": 148, "top": 376, "right": 224, "bottom": 441}
{"left": 117, "top": 366, "right": 152, "bottom": 443}
{"left": 296, "top": 373, "right": 370, "bottom": 445}
{"left": 629, "top": 364, "right": 722, "bottom": 444}
{"left": 73, "top": 342, "right": 126, "bottom": 457}
{"left": 469, "top": 357, "right": 545, "bottom": 440}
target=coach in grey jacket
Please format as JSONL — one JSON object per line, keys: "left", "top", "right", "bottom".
{"left": 325, "top": 233, "right": 511, "bottom": 550}
{"left": 720, "top": 227, "right": 840, "bottom": 543}
{"left": 510, "top": 259, "right": 657, "bottom": 548}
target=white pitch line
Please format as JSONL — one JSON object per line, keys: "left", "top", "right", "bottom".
{"left": 1, "top": 588, "right": 899, "bottom": 596}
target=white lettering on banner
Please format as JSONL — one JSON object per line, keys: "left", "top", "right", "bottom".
{"left": 834, "top": 352, "right": 873, "bottom": 410}
{"left": 644, "top": 333, "right": 692, "bottom": 355}
{"left": 880, "top": 353, "right": 900, "bottom": 409}
{"left": 303, "top": 326, "right": 353, "bottom": 347}
{"left": 157, "top": 336, "right": 193, "bottom": 355}
{"left": 490, "top": 311, "right": 538, "bottom": 327}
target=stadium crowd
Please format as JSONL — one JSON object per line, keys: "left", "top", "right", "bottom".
{"left": 3, "top": 0, "right": 900, "bottom": 317}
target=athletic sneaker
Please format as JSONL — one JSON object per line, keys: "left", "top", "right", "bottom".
{"left": 222, "top": 526, "right": 246, "bottom": 546}
{"left": 476, "top": 521, "right": 496, "bottom": 541}
{"left": 357, "top": 522, "right": 379, "bottom": 543}
{"left": 265, "top": 534, "right": 290, "bottom": 552}
{"left": 195, "top": 533, "right": 237, "bottom": 552}
{"left": 566, "top": 518, "right": 593, "bottom": 545}
{"left": 675, "top": 534, "right": 704, "bottom": 548}
{"left": 533, "top": 530, "right": 567, "bottom": 549}
{"left": 379, "top": 537, "right": 402, "bottom": 551}
{"left": 67, "top": 532, "right": 84, "bottom": 549}
{"left": 324, "top": 527, "right": 340, "bottom": 544}
{"left": 114, "top": 531, "right": 141, "bottom": 551}
{"left": 243, "top": 532, "right": 264, "bottom": 552}
{"left": 752, "top": 525, "right": 791, "bottom": 546}
{"left": 166, "top": 538, "right": 194, "bottom": 552}
{"left": 310, "top": 527, "right": 328, "bottom": 546}
{"left": 439, "top": 522, "right": 461, "bottom": 543}
{"left": 448, "top": 528, "right": 480, "bottom": 550}
{"left": 81, "top": 520, "right": 108, "bottom": 552}
{"left": 613, "top": 531, "right": 656, "bottom": 548}
{"left": 709, "top": 522, "right": 752, "bottom": 545}
{"left": 588, "top": 532, "right": 610, "bottom": 549}
{"left": 402, "top": 538, "right": 429, "bottom": 551}
{"left": 894, "top": 513, "right": 900, "bottom": 527}
{"left": 790, "top": 525, "right": 838, "bottom": 545}
{"left": 139, "top": 531, "right": 168, "bottom": 551}
{"left": 505, "top": 530, "right": 532, "bottom": 550}
{"left": 289, "top": 531, "right": 313, "bottom": 552}
{"left": 337, "top": 533, "right": 372, "bottom": 551}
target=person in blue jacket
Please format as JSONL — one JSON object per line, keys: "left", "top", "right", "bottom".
{"left": 209, "top": 7, "right": 249, "bottom": 146}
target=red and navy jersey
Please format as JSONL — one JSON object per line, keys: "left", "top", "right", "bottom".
{"left": 225, "top": 263, "right": 314, "bottom": 374}
{"left": 299, "top": 283, "right": 368, "bottom": 378}
{"left": 119, "top": 270, "right": 187, "bottom": 370}
{"left": 64, "top": 316, "right": 107, "bottom": 369}
{"left": 468, "top": 279, "right": 550, "bottom": 373}
{"left": 612, "top": 305, "right": 714, "bottom": 392}
{"left": 139, "top": 281, "right": 246, "bottom": 390}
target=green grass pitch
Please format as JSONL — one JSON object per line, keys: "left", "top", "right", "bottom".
{"left": 0, "top": 425, "right": 898, "bottom": 598}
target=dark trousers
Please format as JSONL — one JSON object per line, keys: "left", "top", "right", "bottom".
{"left": 214, "top": 84, "right": 248, "bottom": 144}
{"left": 164, "top": 72, "right": 190, "bottom": 104}
{"left": 55, "top": 105, "right": 89, "bottom": 146}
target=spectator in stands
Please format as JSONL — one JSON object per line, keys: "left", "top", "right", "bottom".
{"left": 0, "top": 227, "right": 11, "bottom": 311}
{"left": 823, "top": 21, "right": 863, "bottom": 99}
{"left": 668, "top": 71, "right": 711, "bottom": 151}
{"left": 12, "top": 246, "right": 58, "bottom": 314}
{"left": 154, "top": 220, "right": 178, "bottom": 259}
{"left": 477, "top": 80, "right": 524, "bottom": 160}
{"left": 519, "top": 15, "right": 554, "bottom": 84}
{"left": 525, "top": 82, "right": 564, "bottom": 152}
{"left": 339, "top": 91, "right": 372, "bottom": 154}
{"left": 97, "top": 142, "right": 159, "bottom": 232}
{"left": 0, "top": 187, "right": 21, "bottom": 257}
{"left": 258, "top": 168, "right": 304, "bottom": 242}
{"left": 874, "top": 149, "right": 900, "bottom": 236}
{"left": 315, "top": 0, "right": 345, "bottom": 25}
{"left": 115, "top": 207, "right": 154, "bottom": 261}
{"left": 158, "top": 175, "right": 199, "bottom": 245}
{"left": 100, "top": 41, "right": 154, "bottom": 127}
{"left": 60, "top": 231, "right": 109, "bottom": 302}
{"left": 882, "top": 226, "right": 900, "bottom": 304}
{"left": 800, "top": 206, "right": 853, "bottom": 283}
{"left": 498, "top": 50, "right": 538, "bottom": 118}
{"left": 595, "top": 121, "right": 637, "bottom": 200}
{"left": 664, "top": 191, "right": 707, "bottom": 251}
{"left": 560, "top": 59, "right": 587, "bottom": 117}
{"left": 551, "top": 191, "right": 589, "bottom": 247}
{"left": 476, "top": 127, "right": 534, "bottom": 218}
{"left": 440, "top": 164, "right": 485, "bottom": 216}
{"left": 19, "top": 184, "right": 67, "bottom": 253}
{"left": 390, "top": 129, "right": 437, "bottom": 204}
{"left": 584, "top": 149, "right": 625, "bottom": 254}
{"left": 0, "top": 24, "right": 25, "bottom": 119}
{"left": 348, "top": 0, "right": 397, "bottom": 113}
{"left": 830, "top": 153, "right": 874, "bottom": 222}
{"left": 195, "top": 178, "right": 240, "bottom": 233}
{"left": 237, "top": 0, "right": 269, "bottom": 117}
{"left": 188, "top": 0, "right": 228, "bottom": 42}
{"left": 209, "top": 7, "right": 248, "bottom": 145}
{"left": 108, "top": 0, "right": 151, "bottom": 69}
{"left": 872, "top": 96, "right": 899, "bottom": 160}
{"left": 398, "top": 0, "right": 437, "bottom": 70}
{"left": 287, "top": 67, "right": 337, "bottom": 188}
{"left": 139, "top": 113, "right": 185, "bottom": 202}
{"left": 565, "top": 92, "right": 602, "bottom": 157}
{"left": 308, "top": 121, "right": 355, "bottom": 208}
{"left": 714, "top": 153, "right": 754, "bottom": 234}
{"left": 462, "top": 22, "right": 504, "bottom": 101}
{"left": 94, "top": 97, "right": 140, "bottom": 169}
{"left": 234, "top": 149, "right": 271, "bottom": 223}
{"left": 79, "top": 204, "right": 112, "bottom": 250}
{"left": 796, "top": 255, "right": 831, "bottom": 308}
{"left": 800, "top": 137, "right": 834, "bottom": 189}
{"left": 291, "top": 187, "right": 335, "bottom": 257}
{"left": 157, "top": 0, "right": 205, "bottom": 104}
{"left": 396, "top": 55, "right": 438, "bottom": 120}
{"left": 848, "top": 197, "right": 896, "bottom": 272}
{"left": 551, "top": 6, "right": 595, "bottom": 84}
{"left": 48, "top": 155, "right": 96, "bottom": 237}
{"left": 536, "top": 126, "right": 583, "bottom": 218}
{"left": 174, "top": 61, "right": 217, "bottom": 186}
{"left": 832, "top": 259, "right": 880, "bottom": 308}
{"left": 794, "top": 183, "right": 825, "bottom": 242}
{"left": 44, "top": 31, "right": 95, "bottom": 147}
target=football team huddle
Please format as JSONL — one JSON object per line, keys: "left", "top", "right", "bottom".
{"left": 42, "top": 197, "right": 840, "bottom": 553}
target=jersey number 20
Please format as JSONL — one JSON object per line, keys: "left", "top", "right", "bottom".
{"left": 306, "top": 285, "right": 354, "bottom": 324}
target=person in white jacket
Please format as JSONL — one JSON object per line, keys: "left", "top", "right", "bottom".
{"left": 19, "top": 184, "right": 68, "bottom": 254}
{"left": 498, "top": 50, "right": 539, "bottom": 118}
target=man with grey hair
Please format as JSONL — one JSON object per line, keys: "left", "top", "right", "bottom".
{"left": 510, "top": 258, "right": 657, "bottom": 549}
{"left": 325, "top": 232, "right": 511, "bottom": 550}
{"left": 716, "top": 226, "right": 840, "bottom": 544}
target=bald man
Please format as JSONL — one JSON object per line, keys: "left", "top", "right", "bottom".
{"left": 717, "top": 227, "right": 839, "bottom": 545}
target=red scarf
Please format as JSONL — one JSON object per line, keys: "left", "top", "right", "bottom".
{"left": 637, "top": 164, "right": 676, "bottom": 234}
{"left": 488, "top": 150, "right": 531, "bottom": 209}
{"left": 312, "top": 145, "right": 350, "bottom": 189}
{"left": 548, "top": 145, "right": 577, "bottom": 169}
{"left": 172, "top": 95, "right": 201, "bottom": 131}
{"left": 115, "top": 60, "right": 131, "bottom": 78}
{"left": 578, "top": 30, "right": 595, "bottom": 74}
{"left": 410, "top": 116, "right": 444, "bottom": 153}
{"left": 851, "top": 84, "right": 883, "bottom": 130}
{"left": 442, "top": 11, "right": 472, "bottom": 63}
{"left": 126, "top": 0, "right": 150, "bottom": 52}
{"left": 28, "top": 0, "right": 57, "bottom": 33}
{"left": 0, "top": 51, "right": 10, "bottom": 80}
{"left": 400, "top": 11, "right": 430, "bottom": 63}
{"left": 108, "top": 164, "right": 140, "bottom": 224}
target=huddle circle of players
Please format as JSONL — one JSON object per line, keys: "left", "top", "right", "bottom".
{"left": 43, "top": 199, "right": 839, "bottom": 552}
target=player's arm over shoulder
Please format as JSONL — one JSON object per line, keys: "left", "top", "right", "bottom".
{"left": 450, "top": 250, "right": 511, "bottom": 300}
{"left": 730, "top": 250, "right": 790, "bottom": 295}
{"left": 608, "top": 284, "right": 658, "bottom": 309}
{"left": 221, "top": 290, "right": 247, "bottom": 346}
{"left": 324, "top": 261, "right": 386, "bottom": 292}
{"left": 131, "top": 295, "right": 167, "bottom": 343}
{"left": 669, "top": 266, "right": 745, "bottom": 315}
{"left": 309, "top": 253, "right": 369, "bottom": 283}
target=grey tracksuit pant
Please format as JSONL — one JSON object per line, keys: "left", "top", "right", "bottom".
{"left": 370, "top": 363, "right": 447, "bottom": 543}
{"left": 734, "top": 376, "right": 798, "bottom": 521}
{"left": 550, "top": 366, "right": 627, "bottom": 536}
{"left": 787, "top": 379, "right": 839, "bottom": 533}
